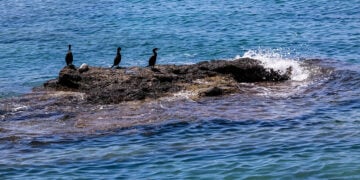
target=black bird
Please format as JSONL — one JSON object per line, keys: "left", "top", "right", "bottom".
{"left": 148, "top": 48, "right": 159, "bottom": 68}
{"left": 65, "top": 44, "right": 73, "bottom": 66}
{"left": 111, "top": 47, "right": 122, "bottom": 68}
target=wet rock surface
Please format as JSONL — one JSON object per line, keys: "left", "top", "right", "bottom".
{"left": 44, "top": 58, "right": 291, "bottom": 104}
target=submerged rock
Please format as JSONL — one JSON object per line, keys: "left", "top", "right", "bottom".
{"left": 44, "top": 58, "right": 291, "bottom": 104}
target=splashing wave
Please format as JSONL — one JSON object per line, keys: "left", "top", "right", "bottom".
{"left": 237, "top": 49, "right": 310, "bottom": 81}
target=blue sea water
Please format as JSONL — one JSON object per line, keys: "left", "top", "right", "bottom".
{"left": 0, "top": 0, "right": 360, "bottom": 179}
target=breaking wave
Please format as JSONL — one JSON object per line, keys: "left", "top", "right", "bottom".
{"left": 237, "top": 49, "right": 310, "bottom": 81}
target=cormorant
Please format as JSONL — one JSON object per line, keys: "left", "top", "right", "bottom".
{"left": 65, "top": 44, "right": 73, "bottom": 66}
{"left": 148, "top": 48, "right": 159, "bottom": 68}
{"left": 111, "top": 47, "right": 122, "bottom": 68}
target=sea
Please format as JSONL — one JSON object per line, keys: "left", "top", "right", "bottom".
{"left": 0, "top": 0, "right": 360, "bottom": 179}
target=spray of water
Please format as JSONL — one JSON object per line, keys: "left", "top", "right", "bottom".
{"left": 236, "top": 49, "right": 310, "bottom": 81}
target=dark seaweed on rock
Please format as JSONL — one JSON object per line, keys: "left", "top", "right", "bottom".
{"left": 44, "top": 58, "right": 291, "bottom": 104}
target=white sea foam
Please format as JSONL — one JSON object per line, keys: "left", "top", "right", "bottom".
{"left": 173, "top": 90, "right": 196, "bottom": 99}
{"left": 237, "top": 49, "right": 309, "bottom": 81}
{"left": 12, "top": 105, "right": 28, "bottom": 112}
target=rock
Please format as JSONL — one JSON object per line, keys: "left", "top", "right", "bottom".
{"left": 44, "top": 58, "right": 291, "bottom": 104}
{"left": 201, "top": 87, "right": 223, "bottom": 97}
{"left": 79, "top": 63, "right": 89, "bottom": 73}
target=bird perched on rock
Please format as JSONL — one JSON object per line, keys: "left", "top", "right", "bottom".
{"left": 111, "top": 47, "right": 121, "bottom": 68}
{"left": 148, "top": 48, "right": 159, "bottom": 68}
{"left": 65, "top": 44, "right": 73, "bottom": 66}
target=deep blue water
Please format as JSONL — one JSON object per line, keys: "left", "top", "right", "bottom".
{"left": 1, "top": 0, "right": 360, "bottom": 179}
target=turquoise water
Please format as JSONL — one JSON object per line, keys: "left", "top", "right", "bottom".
{"left": 1, "top": 0, "right": 360, "bottom": 179}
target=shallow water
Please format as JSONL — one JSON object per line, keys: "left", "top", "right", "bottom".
{"left": 1, "top": 0, "right": 360, "bottom": 179}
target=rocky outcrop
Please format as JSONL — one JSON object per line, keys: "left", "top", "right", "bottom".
{"left": 44, "top": 58, "right": 291, "bottom": 104}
